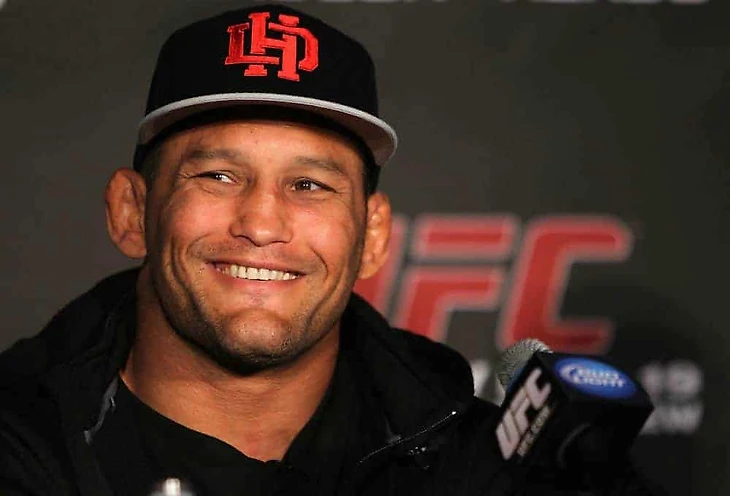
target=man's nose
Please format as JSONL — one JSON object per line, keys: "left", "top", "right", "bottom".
{"left": 229, "top": 183, "right": 293, "bottom": 247}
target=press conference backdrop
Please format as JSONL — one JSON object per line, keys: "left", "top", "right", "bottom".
{"left": 1, "top": 0, "right": 727, "bottom": 494}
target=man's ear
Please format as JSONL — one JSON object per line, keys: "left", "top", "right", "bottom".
{"left": 105, "top": 168, "right": 147, "bottom": 259}
{"left": 358, "top": 192, "right": 392, "bottom": 280}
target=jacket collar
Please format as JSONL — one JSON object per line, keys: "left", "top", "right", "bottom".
{"left": 341, "top": 293, "right": 474, "bottom": 439}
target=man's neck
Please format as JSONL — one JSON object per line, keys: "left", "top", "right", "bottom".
{"left": 122, "top": 291, "right": 339, "bottom": 462}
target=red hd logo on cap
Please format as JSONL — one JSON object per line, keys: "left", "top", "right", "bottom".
{"left": 225, "top": 12, "right": 319, "bottom": 82}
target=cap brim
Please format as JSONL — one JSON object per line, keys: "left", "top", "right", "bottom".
{"left": 138, "top": 93, "right": 397, "bottom": 167}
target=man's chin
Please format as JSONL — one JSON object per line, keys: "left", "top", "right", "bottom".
{"left": 203, "top": 345, "right": 294, "bottom": 376}
{"left": 204, "top": 326, "right": 309, "bottom": 374}
{"left": 179, "top": 330, "right": 298, "bottom": 375}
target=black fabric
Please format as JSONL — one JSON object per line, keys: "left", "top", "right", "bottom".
{"left": 145, "top": 5, "right": 378, "bottom": 119}
{"left": 0, "top": 269, "right": 659, "bottom": 495}
{"left": 93, "top": 378, "right": 314, "bottom": 496}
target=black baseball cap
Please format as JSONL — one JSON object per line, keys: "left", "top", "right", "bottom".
{"left": 134, "top": 4, "right": 397, "bottom": 170}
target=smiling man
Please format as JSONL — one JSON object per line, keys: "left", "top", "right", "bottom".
{"left": 0, "top": 4, "right": 658, "bottom": 496}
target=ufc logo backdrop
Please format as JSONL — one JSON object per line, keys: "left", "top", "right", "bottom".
{"left": 354, "top": 214, "right": 634, "bottom": 354}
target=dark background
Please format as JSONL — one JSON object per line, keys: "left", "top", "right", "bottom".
{"left": 1, "top": 1, "right": 727, "bottom": 494}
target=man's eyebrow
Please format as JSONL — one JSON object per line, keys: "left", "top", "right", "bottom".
{"left": 293, "top": 156, "right": 349, "bottom": 177}
{"left": 181, "top": 147, "right": 249, "bottom": 165}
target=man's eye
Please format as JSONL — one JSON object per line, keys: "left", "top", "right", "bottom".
{"left": 199, "top": 172, "right": 234, "bottom": 184}
{"left": 292, "top": 179, "right": 327, "bottom": 192}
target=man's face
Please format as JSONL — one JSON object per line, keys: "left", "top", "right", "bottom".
{"left": 137, "top": 118, "right": 377, "bottom": 372}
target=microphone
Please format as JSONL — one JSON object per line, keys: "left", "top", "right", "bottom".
{"left": 494, "top": 339, "right": 654, "bottom": 492}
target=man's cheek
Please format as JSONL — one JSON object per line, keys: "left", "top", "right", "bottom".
{"left": 166, "top": 198, "right": 228, "bottom": 236}
{"left": 307, "top": 209, "right": 357, "bottom": 247}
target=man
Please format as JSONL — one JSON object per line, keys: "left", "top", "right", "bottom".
{"left": 0, "top": 5, "right": 656, "bottom": 496}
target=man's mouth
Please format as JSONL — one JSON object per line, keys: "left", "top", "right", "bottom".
{"left": 214, "top": 263, "right": 300, "bottom": 281}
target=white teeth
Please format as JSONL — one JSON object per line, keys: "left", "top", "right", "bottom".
{"left": 217, "top": 264, "right": 298, "bottom": 281}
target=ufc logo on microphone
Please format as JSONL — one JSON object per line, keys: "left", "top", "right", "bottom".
{"left": 225, "top": 12, "right": 319, "bottom": 82}
{"left": 496, "top": 368, "right": 552, "bottom": 460}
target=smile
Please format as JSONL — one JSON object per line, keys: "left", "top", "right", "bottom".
{"left": 214, "top": 263, "right": 299, "bottom": 281}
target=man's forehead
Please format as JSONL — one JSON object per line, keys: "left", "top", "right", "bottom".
{"left": 163, "top": 107, "right": 364, "bottom": 144}
{"left": 158, "top": 111, "right": 370, "bottom": 167}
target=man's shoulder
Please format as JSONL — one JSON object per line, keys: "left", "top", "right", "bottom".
{"left": 0, "top": 269, "right": 138, "bottom": 382}
{"left": 0, "top": 271, "right": 138, "bottom": 495}
{"left": 345, "top": 293, "right": 476, "bottom": 401}
{"left": 0, "top": 269, "right": 138, "bottom": 440}
{"left": 0, "top": 373, "right": 75, "bottom": 495}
